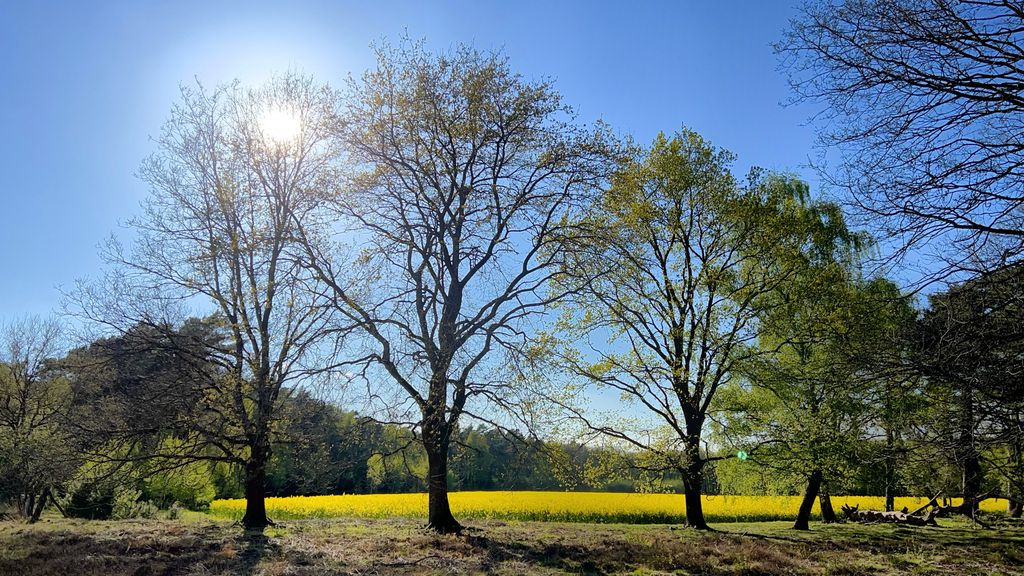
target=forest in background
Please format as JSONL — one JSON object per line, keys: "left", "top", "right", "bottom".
{"left": 3, "top": 257, "right": 1022, "bottom": 523}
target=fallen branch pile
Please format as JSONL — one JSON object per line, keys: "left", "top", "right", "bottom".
{"left": 841, "top": 492, "right": 1012, "bottom": 527}
{"left": 840, "top": 503, "right": 941, "bottom": 526}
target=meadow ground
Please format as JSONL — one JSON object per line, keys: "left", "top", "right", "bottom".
{"left": 2, "top": 513, "right": 1023, "bottom": 576}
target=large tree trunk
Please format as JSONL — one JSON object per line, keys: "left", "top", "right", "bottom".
{"left": 242, "top": 442, "right": 271, "bottom": 529}
{"left": 20, "top": 494, "right": 35, "bottom": 522}
{"left": 793, "top": 469, "right": 823, "bottom": 530}
{"left": 677, "top": 425, "right": 709, "bottom": 530}
{"left": 681, "top": 461, "right": 709, "bottom": 530}
{"left": 884, "top": 485, "right": 895, "bottom": 512}
{"left": 819, "top": 483, "right": 837, "bottom": 524}
{"left": 29, "top": 490, "right": 47, "bottom": 523}
{"left": 1009, "top": 499, "right": 1023, "bottom": 518}
{"left": 959, "top": 383, "right": 982, "bottom": 519}
{"left": 962, "top": 451, "right": 983, "bottom": 518}
{"left": 425, "top": 440, "right": 461, "bottom": 533}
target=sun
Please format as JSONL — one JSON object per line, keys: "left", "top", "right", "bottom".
{"left": 258, "top": 106, "right": 302, "bottom": 145}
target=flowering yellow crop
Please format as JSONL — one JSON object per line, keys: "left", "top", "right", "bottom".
{"left": 208, "top": 492, "right": 1008, "bottom": 523}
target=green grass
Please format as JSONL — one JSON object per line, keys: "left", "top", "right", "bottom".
{"left": 1, "top": 514, "right": 1023, "bottom": 575}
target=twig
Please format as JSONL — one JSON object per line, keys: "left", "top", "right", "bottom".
{"left": 909, "top": 493, "right": 941, "bottom": 517}
{"left": 379, "top": 554, "right": 443, "bottom": 567}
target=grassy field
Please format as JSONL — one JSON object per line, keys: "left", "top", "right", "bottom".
{"left": 2, "top": 513, "right": 1023, "bottom": 575}
{"left": 208, "top": 491, "right": 1009, "bottom": 524}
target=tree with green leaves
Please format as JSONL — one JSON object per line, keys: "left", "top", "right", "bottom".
{"left": 718, "top": 274, "right": 915, "bottom": 529}
{"left": 266, "top": 392, "right": 383, "bottom": 497}
{"left": 850, "top": 281, "right": 923, "bottom": 513}
{"left": 552, "top": 129, "right": 858, "bottom": 529}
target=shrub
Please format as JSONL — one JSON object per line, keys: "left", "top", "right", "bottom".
{"left": 111, "top": 488, "right": 157, "bottom": 519}
{"left": 167, "top": 501, "right": 182, "bottom": 520}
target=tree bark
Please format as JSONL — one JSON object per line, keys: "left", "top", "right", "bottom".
{"left": 242, "top": 442, "right": 271, "bottom": 529}
{"left": 962, "top": 453, "right": 983, "bottom": 516}
{"left": 884, "top": 427, "right": 896, "bottom": 512}
{"left": 819, "top": 483, "right": 837, "bottom": 524}
{"left": 29, "top": 490, "right": 47, "bottom": 523}
{"left": 959, "top": 384, "right": 983, "bottom": 519}
{"left": 682, "top": 464, "right": 709, "bottom": 530}
{"left": 793, "top": 469, "right": 823, "bottom": 530}
{"left": 20, "top": 494, "right": 35, "bottom": 522}
{"left": 425, "top": 441, "right": 462, "bottom": 533}
{"left": 1009, "top": 498, "right": 1023, "bottom": 518}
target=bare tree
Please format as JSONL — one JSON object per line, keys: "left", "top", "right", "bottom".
{"left": 296, "top": 42, "right": 613, "bottom": 533}
{"left": 0, "top": 316, "right": 72, "bottom": 522}
{"left": 70, "top": 73, "right": 340, "bottom": 529}
{"left": 779, "top": 0, "right": 1024, "bottom": 277}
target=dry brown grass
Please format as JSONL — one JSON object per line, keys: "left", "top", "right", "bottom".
{"left": 1, "top": 515, "right": 1022, "bottom": 575}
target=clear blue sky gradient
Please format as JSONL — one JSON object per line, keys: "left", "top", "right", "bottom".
{"left": 0, "top": 1, "right": 820, "bottom": 321}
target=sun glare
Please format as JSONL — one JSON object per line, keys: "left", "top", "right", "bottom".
{"left": 258, "top": 106, "right": 302, "bottom": 145}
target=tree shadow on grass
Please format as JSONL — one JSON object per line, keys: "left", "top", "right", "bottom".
{"left": 238, "top": 528, "right": 271, "bottom": 576}
{"left": 725, "top": 521, "right": 1024, "bottom": 565}
{"left": 0, "top": 522, "right": 334, "bottom": 576}
{"left": 460, "top": 526, "right": 827, "bottom": 576}
{"left": 462, "top": 532, "right": 615, "bottom": 576}
{"left": 458, "top": 521, "right": 1024, "bottom": 576}
{"left": 6, "top": 518, "right": 1024, "bottom": 576}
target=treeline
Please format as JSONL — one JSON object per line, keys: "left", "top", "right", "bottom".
{"left": 0, "top": 317, "right": 674, "bottom": 519}
{"left": 3, "top": 291, "right": 1019, "bottom": 523}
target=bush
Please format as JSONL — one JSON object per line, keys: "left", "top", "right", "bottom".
{"left": 143, "top": 462, "right": 216, "bottom": 510}
{"left": 167, "top": 501, "right": 183, "bottom": 520}
{"left": 64, "top": 483, "right": 116, "bottom": 519}
{"left": 140, "top": 438, "right": 218, "bottom": 509}
{"left": 63, "top": 483, "right": 158, "bottom": 520}
{"left": 112, "top": 488, "right": 157, "bottom": 519}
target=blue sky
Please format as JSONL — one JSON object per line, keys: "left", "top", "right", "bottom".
{"left": 0, "top": 1, "right": 819, "bottom": 321}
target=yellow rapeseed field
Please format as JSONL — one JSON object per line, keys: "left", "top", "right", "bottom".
{"left": 208, "top": 491, "right": 1008, "bottom": 523}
